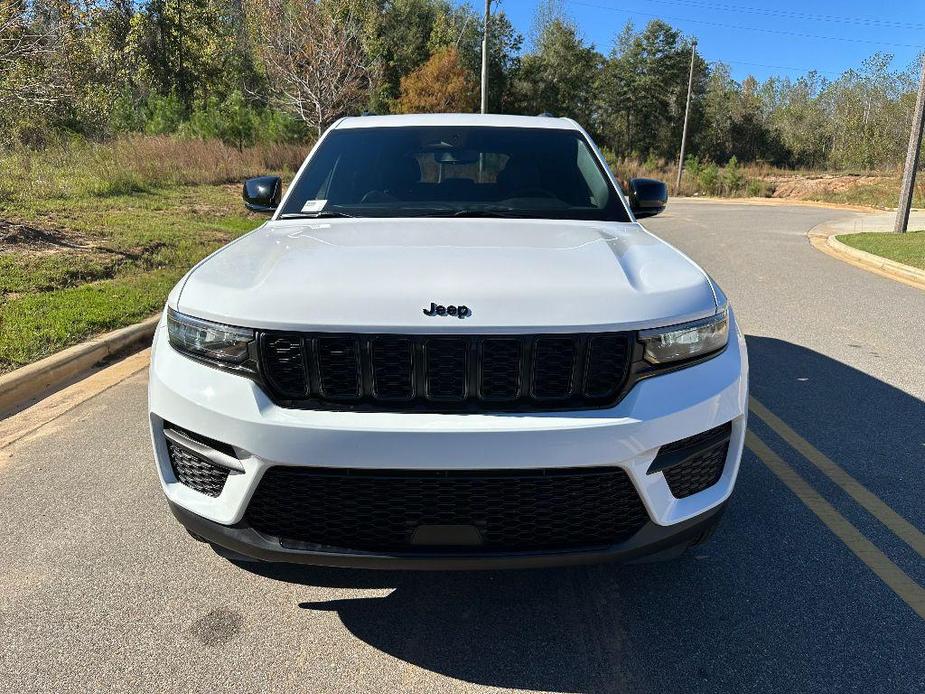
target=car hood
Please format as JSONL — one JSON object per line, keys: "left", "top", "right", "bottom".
{"left": 175, "top": 218, "right": 719, "bottom": 332}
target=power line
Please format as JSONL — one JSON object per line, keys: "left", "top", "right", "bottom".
{"left": 564, "top": 1, "right": 925, "bottom": 50}
{"left": 709, "top": 58, "right": 845, "bottom": 79}
{"left": 642, "top": 0, "right": 925, "bottom": 31}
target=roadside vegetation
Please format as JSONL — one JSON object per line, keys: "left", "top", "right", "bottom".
{"left": 2, "top": 0, "right": 924, "bottom": 372}
{"left": 0, "top": 140, "right": 306, "bottom": 373}
{"left": 837, "top": 231, "right": 925, "bottom": 271}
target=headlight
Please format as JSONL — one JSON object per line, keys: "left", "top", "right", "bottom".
{"left": 166, "top": 308, "right": 254, "bottom": 365}
{"left": 640, "top": 310, "right": 728, "bottom": 365}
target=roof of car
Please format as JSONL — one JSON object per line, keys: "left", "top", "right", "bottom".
{"left": 334, "top": 113, "right": 579, "bottom": 130}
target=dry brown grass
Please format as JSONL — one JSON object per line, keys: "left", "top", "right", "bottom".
{"left": 602, "top": 151, "right": 924, "bottom": 208}
{"left": 1, "top": 136, "right": 310, "bottom": 204}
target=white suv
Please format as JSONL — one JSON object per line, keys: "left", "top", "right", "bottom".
{"left": 148, "top": 114, "right": 748, "bottom": 569}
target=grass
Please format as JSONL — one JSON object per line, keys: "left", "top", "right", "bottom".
{"left": 0, "top": 186, "right": 265, "bottom": 371}
{"left": 836, "top": 230, "right": 925, "bottom": 270}
{"left": 0, "top": 136, "right": 309, "bottom": 373}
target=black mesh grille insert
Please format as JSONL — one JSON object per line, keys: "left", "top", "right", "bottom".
{"left": 663, "top": 442, "right": 729, "bottom": 498}
{"left": 532, "top": 337, "right": 577, "bottom": 399}
{"left": 260, "top": 331, "right": 635, "bottom": 412}
{"left": 425, "top": 339, "right": 467, "bottom": 400}
{"left": 479, "top": 338, "right": 522, "bottom": 400}
{"left": 653, "top": 423, "right": 732, "bottom": 499}
{"left": 584, "top": 335, "right": 631, "bottom": 398}
{"left": 371, "top": 336, "right": 414, "bottom": 400}
{"left": 166, "top": 439, "right": 230, "bottom": 497}
{"left": 245, "top": 466, "right": 650, "bottom": 553}
{"left": 261, "top": 333, "right": 307, "bottom": 398}
{"left": 316, "top": 337, "right": 360, "bottom": 398}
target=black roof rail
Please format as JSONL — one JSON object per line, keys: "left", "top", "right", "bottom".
{"left": 361, "top": 111, "right": 377, "bottom": 116}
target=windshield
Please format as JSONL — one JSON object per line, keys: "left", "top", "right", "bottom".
{"left": 278, "top": 126, "right": 630, "bottom": 221}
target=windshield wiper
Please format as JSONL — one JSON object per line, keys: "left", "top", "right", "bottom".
{"left": 277, "top": 211, "right": 356, "bottom": 219}
{"left": 448, "top": 208, "right": 537, "bottom": 218}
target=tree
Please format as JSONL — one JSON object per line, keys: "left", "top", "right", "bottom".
{"left": 601, "top": 20, "right": 705, "bottom": 159}
{"left": 246, "top": 0, "right": 375, "bottom": 137}
{"left": 767, "top": 72, "right": 831, "bottom": 168}
{"left": 365, "top": 0, "right": 444, "bottom": 112}
{"left": 0, "top": 1, "right": 60, "bottom": 112}
{"left": 699, "top": 65, "right": 785, "bottom": 164}
{"left": 426, "top": 5, "right": 522, "bottom": 113}
{"left": 512, "top": 18, "right": 601, "bottom": 122}
{"left": 0, "top": 0, "right": 98, "bottom": 142}
{"left": 395, "top": 45, "right": 477, "bottom": 113}
{"left": 125, "top": 0, "right": 243, "bottom": 113}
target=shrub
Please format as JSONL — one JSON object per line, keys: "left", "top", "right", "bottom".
{"left": 698, "top": 163, "right": 720, "bottom": 194}
{"left": 685, "top": 154, "right": 702, "bottom": 179}
{"left": 143, "top": 94, "right": 185, "bottom": 135}
{"left": 721, "top": 156, "right": 746, "bottom": 195}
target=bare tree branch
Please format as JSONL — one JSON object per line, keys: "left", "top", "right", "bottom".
{"left": 245, "top": 0, "right": 375, "bottom": 137}
{"left": 0, "top": 0, "right": 73, "bottom": 109}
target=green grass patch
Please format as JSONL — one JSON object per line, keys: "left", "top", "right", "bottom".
{"left": 837, "top": 230, "right": 925, "bottom": 270}
{"left": 0, "top": 269, "right": 184, "bottom": 371}
{"left": 0, "top": 182, "right": 264, "bottom": 373}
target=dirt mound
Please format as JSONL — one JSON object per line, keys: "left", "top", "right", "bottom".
{"left": 766, "top": 174, "right": 889, "bottom": 199}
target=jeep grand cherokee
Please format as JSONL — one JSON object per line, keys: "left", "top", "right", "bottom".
{"left": 148, "top": 113, "right": 748, "bottom": 569}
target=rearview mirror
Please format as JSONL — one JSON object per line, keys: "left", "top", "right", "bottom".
{"left": 243, "top": 176, "right": 281, "bottom": 213}
{"left": 628, "top": 178, "right": 668, "bottom": 218}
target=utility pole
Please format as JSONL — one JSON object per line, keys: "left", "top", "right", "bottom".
{"left": 675, "top": 39, "right": 697, "bottom": 193}
{"left": 895, "top": 55, "right": 925, "bottom": 233}
{"left": 480, "top": 0, "right": 490, "bottom": 114}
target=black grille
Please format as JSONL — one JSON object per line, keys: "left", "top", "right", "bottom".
{"left": 261, "top": 333, "right": 307, "bottom": 398}
{"left": 584, "top": 335, "right": 632, "bottom": 398}
{"left": 425, "top": 339, "right": 468, "bottom": 400}
{"left": 480, "top": 339, "right": 522, "bottom": 399}
{"left": 245, "top": 466, "right": 650, "bottom": 553}
{"left": 259, "top": 332, "right": 634, "bottom": 412}
{"left": 316, "top": 336, "right": 361, "bottom": 398}
{"left": 531, "top": 337, "right": 577, "bottom": 399}
{"left": 653, "top": 423, "right": 732, "bottom": 499}
{"left": 371, "top": 336, "right": 414, "bottom": 400}
{"left": 663, "top": 442, "right": 729, "bottom": 498}
{"left": 167, "top": 439, "right": 230, "bottom": 497}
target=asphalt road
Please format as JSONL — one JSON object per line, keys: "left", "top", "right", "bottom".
{"left": 2, "top": 201, "right": 924, "bottom": 693}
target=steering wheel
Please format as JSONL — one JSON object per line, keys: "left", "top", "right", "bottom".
{"left": 360, "top": 190, "right": 397, "bottom": 203}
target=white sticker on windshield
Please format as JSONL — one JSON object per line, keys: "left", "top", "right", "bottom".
{"left": 301, "top": 199, "right": 327, "bottom": 212}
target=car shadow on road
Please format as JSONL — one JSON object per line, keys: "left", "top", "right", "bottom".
{"left": 234, "top": 336, "right": 925, "bottom": 693}
{"left": 745, "top": 334, "right": 925, "bottom": 529}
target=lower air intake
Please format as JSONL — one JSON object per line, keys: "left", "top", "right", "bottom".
{"left": 245, "top": 466, "right": 650, "bottom": 553}
{"left": 166, "top": 436, "right": 230, "bottom": 498}
{"left": 652, "top": 423, "right": 732, "bottom": 499}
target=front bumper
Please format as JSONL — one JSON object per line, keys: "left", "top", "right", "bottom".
{"left": 170, "top": 498, "right": 728, "bottom": 570}
{"left": 148, "top": 311, "right": 748, "bottom": 568}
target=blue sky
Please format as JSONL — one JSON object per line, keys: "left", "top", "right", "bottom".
{"left": 478, "top": 0, "right": 925, "bottom": 82}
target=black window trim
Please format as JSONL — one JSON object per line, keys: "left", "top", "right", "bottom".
{"left": 273, "top": 124, "right": 633, "bottom": 223}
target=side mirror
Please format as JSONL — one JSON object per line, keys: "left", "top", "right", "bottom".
{"left": 628, "top": 178, "right": 668, "bottom": 218}
{"left": 243, "top": 176, "right": 281, "bottom": 213}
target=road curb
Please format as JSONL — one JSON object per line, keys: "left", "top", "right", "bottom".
{"left": 808, "top": 223, "right": 925, "bottom": 292}
{"left": 675, "top": 196, "right": 881, "bottom": 212}
{"left": 0, "top": 315, "right": 160, "bottom": 415}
